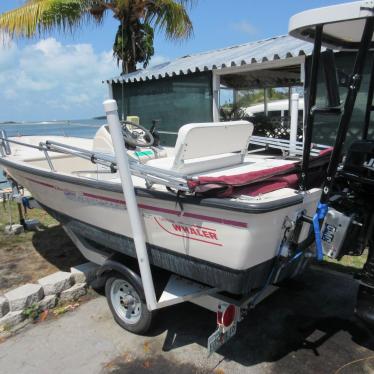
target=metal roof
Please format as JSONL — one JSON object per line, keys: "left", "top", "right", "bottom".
{"left": 107, "top": 34, "right": 314, "bottom": 84}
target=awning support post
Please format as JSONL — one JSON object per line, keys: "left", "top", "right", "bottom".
{"left": 103, "top": 99, "right": 158, "bottom": 311}
{"left": 264, "top": 88, "right": 268, "bottom": 116}
{"left": 290, "top": 93, "right": 299, "bottom": 155}
{"left": 212, "top": 72, "right": 220, "bottom": 122}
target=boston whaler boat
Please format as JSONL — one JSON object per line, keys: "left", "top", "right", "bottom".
{"left": 1, "top": 1, "right": 374, "bottom": 353}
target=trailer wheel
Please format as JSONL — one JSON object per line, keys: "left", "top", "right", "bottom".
{"left": 105, "top": 274, "right": 153, "bottom": 334}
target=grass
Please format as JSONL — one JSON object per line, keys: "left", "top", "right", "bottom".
{"left": 22, "top": 303, "right": 41, "bottom": 320}
{"left": 0, "top": 200, "right": 85, "bottom": 293}
{"left": 318, "top": 251, "right": 367, "bottom": 276}
{"left": 0, "top": 199, "right": 58, "bottom": 246}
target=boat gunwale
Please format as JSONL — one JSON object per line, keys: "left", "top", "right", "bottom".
{"left": 0, "top": 157, "right": 305, "bottom": 214}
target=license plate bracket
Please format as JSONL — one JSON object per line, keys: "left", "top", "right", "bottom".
{"left": 207, "top": 323, "right": 237, "bottom": 355}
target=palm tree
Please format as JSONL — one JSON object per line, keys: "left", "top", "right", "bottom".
{"left": 0, "top": 0, "right": 194, "bottom": 74}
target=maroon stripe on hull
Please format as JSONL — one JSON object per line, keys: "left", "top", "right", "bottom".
{"left": 83, "top": 192, "right": 125, "bottom": 205}
{"left": 26, "top": 177, "right": 248, "bottom": 229}
{"left": 183, "top": 212, "right": 248, "bottom": 228}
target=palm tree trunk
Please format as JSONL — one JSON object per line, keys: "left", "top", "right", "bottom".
{"left": 128, "top": 24, "right": 137, "bottom": 73}
{"left": 118, "top": 20, "right": 137, "bottom": 74}
{"left": 127, "top": 60, "right": 137, "bottom": 73}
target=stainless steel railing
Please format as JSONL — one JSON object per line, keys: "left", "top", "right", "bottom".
{"left": 0, "top": 130, "right": 330, "bottom": 192}
{"left": 0, "top": 131, "right": 190, "bottom": 191}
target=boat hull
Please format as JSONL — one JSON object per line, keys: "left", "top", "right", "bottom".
{"left": 45, "top": 204, "right": 281, "bottom": 294}
{"left": 2, "top": 159, "right": 320, "bottom": 294}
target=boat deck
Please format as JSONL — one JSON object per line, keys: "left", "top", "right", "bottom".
{"left": 5, "top": 135, "right": 304, "bottom": 206}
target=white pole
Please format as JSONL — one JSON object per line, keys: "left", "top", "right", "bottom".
{"left": 290, "top": 93, "right": 299, "bottom": 156}
{"left": 264, "top": 88, "right": 268, "bottom": 116}
{"left": 107, "top": 83, "right": 114, "bottom": 99}
{"left": 212, "top": 71, "right": 220, "bottom": 122}
{"left": 103, "top": 99, "right": 158, "bottom": 311}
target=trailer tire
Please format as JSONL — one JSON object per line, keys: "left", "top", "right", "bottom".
{"left": 105, "top": 274, "right": 153, "bottom": 334}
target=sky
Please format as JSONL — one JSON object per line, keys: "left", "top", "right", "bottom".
{"left": 0, "top": 0, "right": 346, "bottom": 121}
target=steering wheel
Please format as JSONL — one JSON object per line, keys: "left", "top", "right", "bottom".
{"left": 120, "top": 120, "right": 154, "bottom": 148}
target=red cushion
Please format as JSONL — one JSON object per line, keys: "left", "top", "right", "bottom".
{"left": 237, "top": 173, "right": 299, "bottom": 196}
{"left": 187, "top": 163, "right": 297, "bottom": 190}
{"left": 187, "top": 147, "right": 333, "bottom": 197}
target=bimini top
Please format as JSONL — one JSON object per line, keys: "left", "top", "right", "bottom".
{"left": 289, "top": 0, "right": 374, "bottom": 50}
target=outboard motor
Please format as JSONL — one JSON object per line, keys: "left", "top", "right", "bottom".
{"left": 323, "top": 140, "right": 374, "bottom": 326}
{"left": 345, "top": 141, "right": 374, "bottom": 325}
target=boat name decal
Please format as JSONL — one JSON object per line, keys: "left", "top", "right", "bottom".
{"left": 154, "top": 217, "right": 222, "bottom": 247}
{"left": 172, "top": 224, "right": 218, "bottom": 241}
{"left": 64, "top": 191, "right": 126, "bottom": 210}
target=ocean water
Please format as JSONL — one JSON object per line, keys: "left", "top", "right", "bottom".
{"left": 0, "top": 118, "right": 105, "bottom": 138}
{"left": 0, "top": 119, "right": 106, "bottom": 185}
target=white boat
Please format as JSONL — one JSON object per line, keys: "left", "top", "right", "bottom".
{"left": 244, "top": 98, "right": 304, "bottom": 117}
{"left": 1, "top": 0, "right": 373, "bottom": 348}
{"left": 0, "top": 120, "right": 326, "bottom": 295}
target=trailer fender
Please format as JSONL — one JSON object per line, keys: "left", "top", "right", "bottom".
{"left": 97, "top": 259, "right": 145, "bottom": 301}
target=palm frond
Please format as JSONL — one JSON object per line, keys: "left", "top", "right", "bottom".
{"left": 0, "top": 0, "right": 104, "bottom": 38}
{"left": 146, "top": 0, "right": 193, "bottom": 40}
{"left": 0, "top": 0, "right": 195, "bottom": 74}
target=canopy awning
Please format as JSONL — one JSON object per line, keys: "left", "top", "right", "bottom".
{"left": 106, "top": 35, "right": 314, "bottom": 84}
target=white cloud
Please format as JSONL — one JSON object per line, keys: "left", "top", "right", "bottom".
{"left": 0, "top": 37, "right": 120, "bottom": 121}
{"left": 149, "top": 54, "right": 169, "bottom": 66}
{"left": 0, "top": 36, "right": 169, "bottom": 121}
{"left": 0, "top": 32, "right": 18, "bottom": 73}
{"left": 232, "top": 20, "right": 257, "bottom": 36}
{"left": 135, "top": 54, "right": 169, "bottom": 70}
{"left": 0, "top": 31, "right": 12, "bottom": 45}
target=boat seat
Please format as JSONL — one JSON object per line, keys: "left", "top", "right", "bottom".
{"left": 146, "top": 121, "right": 253, "bottom": 175}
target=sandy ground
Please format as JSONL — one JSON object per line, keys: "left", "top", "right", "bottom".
{"left": 0, "top": 267, "right": 374, "bottom": 374}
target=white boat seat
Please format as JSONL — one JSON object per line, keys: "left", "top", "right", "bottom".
{"left": 146, "top": 121, "right": 253, "bottom": 175}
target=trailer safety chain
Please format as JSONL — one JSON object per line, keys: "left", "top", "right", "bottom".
{"left": 313, "top": 203, "right": 329, "bottom": 261}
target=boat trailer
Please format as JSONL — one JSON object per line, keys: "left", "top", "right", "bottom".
{"left": 64, "top": 219, "right": 307, "bottom": 355}
{"left": 64, "top": 99, "right": 308, "bottom": 355}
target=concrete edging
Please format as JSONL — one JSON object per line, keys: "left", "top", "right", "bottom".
{"left": 0, "top": 262, "right": 99, "bottom": 330}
